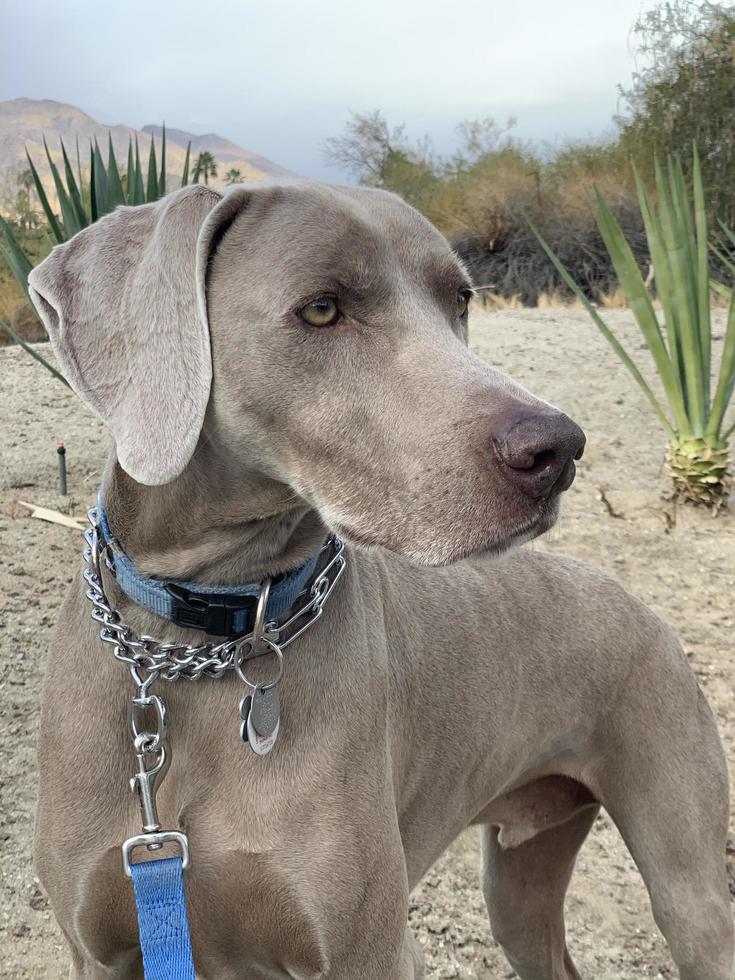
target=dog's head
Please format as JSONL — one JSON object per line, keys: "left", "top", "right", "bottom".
{"left": 29, "top": 181, "right": 584, "bottom": 566}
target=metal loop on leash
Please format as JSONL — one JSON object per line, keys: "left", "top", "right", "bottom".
{"left": 128, "top": 694, "right": 168, "bottom": 754}
{"left": 122, "top": 831, "right": 191, "bottom": 879}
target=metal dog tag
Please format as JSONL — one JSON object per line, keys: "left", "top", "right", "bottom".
{"left": 249, "top": 684, "right": 280, "bottom": 738}
{"left": 240, "top": 684, "right": 280, "bottom": 754}
{"left": 239, "top": 692, "right": 253, "bottom": 744}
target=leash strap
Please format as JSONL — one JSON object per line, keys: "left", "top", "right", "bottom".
{"left": 130, "top": 856, "right": 196, "bottom": 980}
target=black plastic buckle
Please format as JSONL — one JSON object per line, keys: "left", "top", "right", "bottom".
{"left": 165, "top": 584, "right": 258, "bottom": 637}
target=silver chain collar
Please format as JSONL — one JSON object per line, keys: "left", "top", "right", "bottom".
{"left": 82, "top": 505, "right": 347, "bottom": 875}
{"left": 83, "top": 506, "right": 346, "bottom": 692}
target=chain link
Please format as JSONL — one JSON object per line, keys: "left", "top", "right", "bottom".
{"left": 83, "top": 507, "right": 346, "bottom": 688}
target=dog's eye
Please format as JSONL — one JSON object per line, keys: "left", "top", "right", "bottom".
{"left": 299, "top": 297, "right": 340, "bottom": 327}
{"left": 456, "top": 290, "right": 471, "bottom": 318}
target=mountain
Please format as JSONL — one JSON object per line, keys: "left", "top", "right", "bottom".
{"left": 0, "top": 98, "right": 295, "bottom": 203}
{"left": 141, "top": 125, "right": 294, "bottom": 179}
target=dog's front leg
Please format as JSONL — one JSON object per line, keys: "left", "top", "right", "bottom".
{"left": 324, "top": 918, "right": 424, "bottom": 979}
{"left": 317, "top": 861, "right": 425, "bottom": 979}
{"left": 399, "top": 926, "right": 426, "bottom": 979}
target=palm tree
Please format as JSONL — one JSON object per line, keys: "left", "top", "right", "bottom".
{"left": 224, "top": 167, "right": 242, "bottom": 185}
{"left": 15, "top": 168, "right": 38, "bottom": 229}
{"left": 18, "top": 167, "right": 35, "bottom": 198}
{"left": 193, "top": 151, "right": 218, "bottom": 186}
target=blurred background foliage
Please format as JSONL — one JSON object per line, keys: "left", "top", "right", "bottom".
{"left": 324, "top": 0, "right": 735, "bottom": 305}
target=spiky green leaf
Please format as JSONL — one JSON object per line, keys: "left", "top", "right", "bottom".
{"left": 0, "top": 318, "right": 70, "bottom": 386}
{"left": 89, "top": 146, "right": 98, "bottom": 222}
{"left": 633, "top": 166, "right": 685, "bottom": 387}
{"left": 106, "top": 133, "right": 125, "bottom": 209}
{"left": 710, "top": 279, "right": 732, "bottom": 302}
{"left": 159, "top": 124, "right": 167, "bottom": 196}
{"left": 692, "top": 147, "right": 711, "bottom": 407}
{"left": 60, "top": 139, "right": 89, "bottom": 228}
{"left": 44, "top": 138, "right": 83, "bottom": 237}
{"left": 130, "top": 137, "right": 145, "bottom": 204}
{"left": 126, "top": 139, "right": 135, "bottom": 205}
{"left": 75, "top": 137, "right": 84, "bottom": 198}
{"left": 92, "top": 139, "right": 109, "bottom": 219}
{"left": 527, "top": 212, "right": 675, "bottom": 437}
{"left": 24, "top": 149, "right": 63, "bottom": 243}
{"left": 0, "top": 217, "right": 33, "bottom": 300}
{"left": 181, "top": 141, "right": 191, "bottom": 187}
{"left": 592, "top": 188, "right": 689, "bottom": 433}
{"left": 656, "top": 157, "right": 705, "bottom": 432}
{"left": 706, "top": 293, "right": 735, "bottom": 437}
{"left": 146, "top": 138, "right": 159, "bottom": 201}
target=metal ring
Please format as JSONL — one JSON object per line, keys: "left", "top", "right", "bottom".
{"left": 128, "top": 694, "right": 167, "bottom": 751}
{"left": 253, "top": 578, "right": 272, "bottom": 641}
{"left": 128, "top": 663, "right": 159, "bottom": 696}
{"left": 235, "top": 636, "right": 284, "bottom": 690}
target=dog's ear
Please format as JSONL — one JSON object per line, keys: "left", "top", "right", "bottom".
{"left": 28, "top": 184, "right": 237, "bottom": 485}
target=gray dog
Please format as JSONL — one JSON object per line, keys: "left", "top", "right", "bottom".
{"left": 28, "top": 182, "right": 733, "bottom": 979}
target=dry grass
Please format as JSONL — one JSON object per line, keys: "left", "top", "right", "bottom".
{"left": 474, "top": 291, "right": 524, "bottom": 310}
{"left": 472, "top": 289, "right": 625, "bottom": 311}
{"left": 537, "top": 289, "right": 585, "bottom": 310}
{"left": 597, "top": 286, "right": 629, "bottom": 308}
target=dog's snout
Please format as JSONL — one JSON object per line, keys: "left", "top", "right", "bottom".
{"left": 493, "top": 411, "right": 586, "bottom": 498}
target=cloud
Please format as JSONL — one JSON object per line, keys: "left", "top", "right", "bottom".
{"left": 1, "top": 0, "right": 652, "bottom": 179}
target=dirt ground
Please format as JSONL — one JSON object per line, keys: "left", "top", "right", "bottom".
{"left": 1, "top": 308, "right": 733, "bottom": 979}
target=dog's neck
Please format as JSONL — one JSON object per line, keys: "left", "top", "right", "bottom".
{"left": 101, "top": 450, "right": 329, "bottom": 588}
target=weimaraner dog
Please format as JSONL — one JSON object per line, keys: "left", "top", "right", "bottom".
{"left": 29, "top": 182, "right": 733, "bottom": 980}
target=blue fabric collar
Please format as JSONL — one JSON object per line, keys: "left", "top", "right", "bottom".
{"left": 97, "top": 501, "right": 323, "bottom": 638}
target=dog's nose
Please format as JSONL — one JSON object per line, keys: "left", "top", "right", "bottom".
{"left": 493, "top": 411, "right": 586, "bottom": 499}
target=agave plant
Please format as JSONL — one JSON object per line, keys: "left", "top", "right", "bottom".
{"left": 532, "top": 150, "right": 735, "bottom": 511}
{"left": 0, "top": 127, "right": 191, "bottom": 382}
{"left": 711, "top": 224, "right": 735, "bottom": 303}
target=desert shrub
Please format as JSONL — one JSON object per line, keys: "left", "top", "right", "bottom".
{"left": 326, "top": 113, "right": 648, "bottom": 305}
{"left": 455, "top": 197, "right": 648, "bottom": 306}
{"left": 443, "top": 143, "right": 647, "bottom": 305}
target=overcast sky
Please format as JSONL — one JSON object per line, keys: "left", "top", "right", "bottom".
{"left": 2, "top": 0, "right": 654, "bottom": 180}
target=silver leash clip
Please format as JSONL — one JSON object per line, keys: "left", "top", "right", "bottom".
{"left": 121, "top": 685, "right": 191, "bottom": 877}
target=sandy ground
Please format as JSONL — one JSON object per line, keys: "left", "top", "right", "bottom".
{"left": 1, "top": 307, "right": 733, "bottom": 979}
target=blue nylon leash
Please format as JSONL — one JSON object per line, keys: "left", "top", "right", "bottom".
{"left": 130, "top": 856, "right": 196, "bottom": 979}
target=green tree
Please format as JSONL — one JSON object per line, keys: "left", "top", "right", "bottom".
{"left": 618, "top": 0, "right": 735, "bottom": 224}
{"left": 14, "top": 169, "right": 39, "bottom": 231}
{"left": 193, "top": 151, "right": 218, "bottom": 186}
{"left": 224, "top": 167, "right": 242, "bottom": 185}
{"left": 324, "top": 110, "right": 439, "bottom": 212}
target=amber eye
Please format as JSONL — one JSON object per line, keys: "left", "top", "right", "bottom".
{"left": 299, "top": 296, "right": 340, "bottom": 327}
{"left": 456, "top": 290, "right": 471, "bottom": 318}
